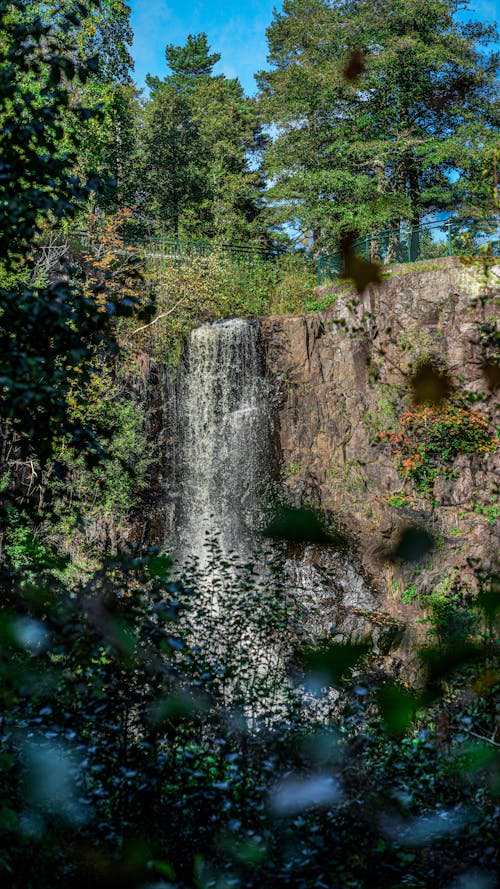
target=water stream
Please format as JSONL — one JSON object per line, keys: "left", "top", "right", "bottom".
{"left": 175, "top": 318, "right": 273, "bottom": 565}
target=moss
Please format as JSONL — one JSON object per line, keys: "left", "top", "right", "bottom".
{"left": 282, "top": 461, "right": 303, "bottom": 478}
{"left": 381, "top": 258, "right": 452, "bottom": 278}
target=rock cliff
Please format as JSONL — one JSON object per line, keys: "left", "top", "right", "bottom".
{"left": 261, "top": 257, "right": 499, "bottom": 630}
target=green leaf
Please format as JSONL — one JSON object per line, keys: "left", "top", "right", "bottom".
{"left": 377, "top": 685, "right": 418, "bottom": 734}
{"left": 300, "top": 641, "right": 370, "bottom": 685}
{"left": 264, "top": 506, "right": 345, "bottom": 545}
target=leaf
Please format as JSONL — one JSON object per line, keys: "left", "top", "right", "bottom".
{"left": 86, "top": 55, "right": 99, "bottom": 73}
{"left": 147, "top": 859, "right": 176, "bottom": 880}
{"left": 149, "top": 694, "right": 204, "bottom": 726}
{"left": 390, "top": 527, "right": 434, "bottom": 563}
{"left": 145, "top": 553, "right": 173, "bottom": 579}
{"left": 269, "top": 773, "right": 341, "bottom": 814}
{"left": 420, "top": 643, "right": 484, "bottom": 689}
{"left": 343, "top": 50, "right": 366, "bottom": 83}
{"left": 300, "top": 641, "right": 370, "bottom": 685}
{"left": 475, "top": 578, "right": 500, "bottom": 622}
{"left": 340, "top": 233, "right": 382, "bottom": 294}
{"left": 377, "top": 685, "right": 418, "bottom": 734}
{"left": 263, "top": 505, "right": 345, "bottom": 545}
{"left": 409, "top": 362, "right": 453, "bottom": 405}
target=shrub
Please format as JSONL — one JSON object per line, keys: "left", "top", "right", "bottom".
{"left": 118, "top": 251, "right": 317, "bottom": 366}
{"left": 0, "top": 550, "right": 498, "bottom": 889}
{"left": 379, "top": 405, "right": 498, "bottom": 493}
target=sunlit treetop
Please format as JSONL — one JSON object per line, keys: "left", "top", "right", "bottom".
{"left": 165, "top": 32, "right": 221, "bottom": 81}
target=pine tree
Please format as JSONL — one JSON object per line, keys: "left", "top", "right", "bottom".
{"left": 139, "top": 82, "right": 203, "bottom": 237}
{"left": 165, "top": 32, "right": 221, "bottom": 83}
{"left": 257, "top": 0, "right": 500, "bottom": 250}
{"left": 138, "top": 34, "right": 267, "bottom": 242}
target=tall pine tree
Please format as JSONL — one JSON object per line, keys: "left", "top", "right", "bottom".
{"left": 139, "top": 34, "right": 267, "bottom": 242}
{"left": 257, "top": 0, "right": 500, "bottom": 250}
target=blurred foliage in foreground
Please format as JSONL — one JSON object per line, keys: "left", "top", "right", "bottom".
{"left": 0, "top": 544, "right": 498, "bottom": 888}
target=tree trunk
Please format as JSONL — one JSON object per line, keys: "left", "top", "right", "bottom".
{"left": 409, "top": 164, "right": 421, "bottom": 261}
{"left": 115, "top": 118, "right": 123, "bottom": 209}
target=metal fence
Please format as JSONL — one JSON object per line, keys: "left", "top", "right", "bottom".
{"left": 73, "top": 215, "right": 500, "bottom": 286}
{"left": 317, "top": 217, "right": 500, "bottom": 285}
{"left": 75, "top": 230, "right": 284, "bottom": 266}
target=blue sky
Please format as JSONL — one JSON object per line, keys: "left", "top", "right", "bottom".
{"left": 128, "top": 0, "right": 499, "bottom": 96}
{"left": 128, "top": 0, "right": 279, "bottom": 96}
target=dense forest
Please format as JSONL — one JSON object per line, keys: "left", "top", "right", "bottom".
{"left": 0, "top": 1, "right": 499, "bottom": 887}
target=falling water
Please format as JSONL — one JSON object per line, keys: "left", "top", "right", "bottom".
{"left": 176, "top": 319, "right": 272, "bottom": 565}
{"left": 166, "top": 317, "right": 381, "bottom": 716}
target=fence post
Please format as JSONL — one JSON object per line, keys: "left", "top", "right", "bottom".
{"left": 365, "top": 234, "right": 370, "bottom": 261}
{"left": 447, "top": 219, "right": 453, "bottom": 256}
{"left": 407, "top": 229, "right": 412, "bottom": 263}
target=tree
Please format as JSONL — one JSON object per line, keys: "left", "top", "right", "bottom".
{"left": 28, "top": 0, "right": 134, "bottom": 84}
{"left": 15, "top": 2, "right": 136, "bottom": 217}
{"left": 188, "top": 75, "right": 268, "bottom": 243}
{"left": 165, "top": 31, "right": 221, "bottom": 83}
{"left": 256, "top": 0, "right": 500, "bottom": 250}
{"left": 66, "top": 0, "right": 137, "bottom": 214}
{"left": 138, "top": 81, "right": 203, "bottom": 237}
{"left": 138, "top": 33, "right": 268, "bottom": 242}
{"left": 76, "top": 82, "right": 141, "bottom": 212}
{"left": 0, "top": 0, "right": 133, "bottom": 462}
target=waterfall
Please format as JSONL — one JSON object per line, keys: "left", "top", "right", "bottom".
{"left": 176, "top": 319, "right": 272, "bottom": 565}
{"left": 171, "top": 319, "right": 291, "bottom": 717}
{"left": 166, "top": 317, "right": 381, "bottom": 717}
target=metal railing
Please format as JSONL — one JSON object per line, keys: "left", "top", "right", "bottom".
{"left": 72, "top": 214, "right": 500, "bottom": 286}
{"left": 75, "top": 230, "right": 285, "bottom": 265}
{"left": 317, "top": 216, "right": 500, "bottom": 285}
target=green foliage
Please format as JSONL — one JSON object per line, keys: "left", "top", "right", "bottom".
{"left": 2, "top": 508, "right": 51, "bottom": 572}
{"left": 402, "top": 583, "right": 418, "bottom": 604}
{"left": 423, "top": 574, "right": 475, "bottom": 643}
{"left": 0, "top": 0, "right": 136, "bottom": 462}
{"left": 30, "top": 0, "right": 134, "bottom": 84}
{"left": 122, "top": 251, "right": 316, "bottom": 366}
{"left": 386, "top": 492, "right": 411, "bottom": 508}
{"left": 257, "top": 0, "right": 500, "bottom": 249}
{"left": 137, "top": 33, "right": 267, "bottom": 243}
{"left": 0, "top": 548, "right": 497, "bottom": 888}
{"left": 1, "top": 5, "right": 499, "bottom": 888}
{"left": 7, "top": 1, "right": 135, "bottom": 218}
{"left": 380, "top": 404, "right": 498, "bottom": 493}
{"left": 66, "top": 369, "right": 151, "bottom": 519}
{"left": 475, "top": 499, "right": 500, "bottom": 526}
{"left": 165, "top": 32, "right": 221, "bottom": 82}
{"left": 137, "top": 82, "right": 203, "bottom": 237}
{"left": 76, "top": 82, "right": 141, "bottom": 213}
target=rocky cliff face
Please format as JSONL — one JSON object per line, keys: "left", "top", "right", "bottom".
{"left": 261, "top": 258, "right": 499, "bottom": 631}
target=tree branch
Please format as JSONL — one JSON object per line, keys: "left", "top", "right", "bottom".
{"left": 127, "top": 303, "right": 183, "bottom": 336}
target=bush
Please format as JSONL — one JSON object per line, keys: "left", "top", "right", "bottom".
{"left": 0, "top": 542, "right": 498, "bottom": 889}
{"left": 379, "top": 404, "right": 498, "bottom": 493}
{"left": 118, "top": 251, "right": 317, "bottom": 366}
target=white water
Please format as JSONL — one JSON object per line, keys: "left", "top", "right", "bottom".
{"left": 177, "top": 319, "right": 272, "bottom": 566}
